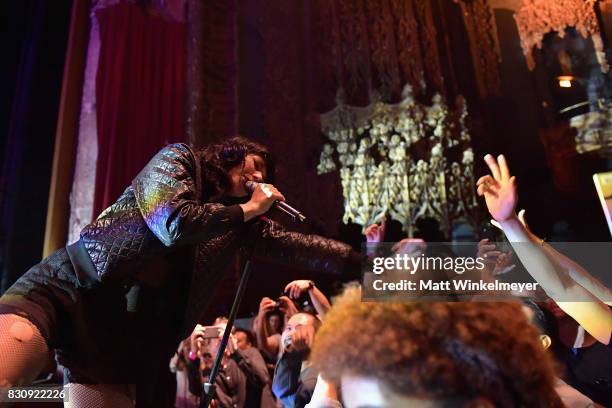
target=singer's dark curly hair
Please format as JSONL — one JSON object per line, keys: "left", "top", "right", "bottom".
{"left": 200, "top": 136, "right": 275, "bottom": 199}
{"left": 311, "top": 287, "right": 563, "bottom": 408}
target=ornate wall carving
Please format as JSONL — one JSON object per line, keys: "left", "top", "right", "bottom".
{"left": 311, "top": 1, "right": 499, "bottom": 236}
{"left": 186, "top": 0, "right": 237, "bottom": 147}
{"left": 318, "top": 86, "right": 478, "bottom": 236}
{"left": 453, "top": 0, "right": 502, "bottom": 99}
{"left": 312, "top": 0, "right": 445, "bottom": 104}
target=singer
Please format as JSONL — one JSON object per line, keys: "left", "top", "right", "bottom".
{"left": 0, "top": 136, "right": 359, "bottom": 406}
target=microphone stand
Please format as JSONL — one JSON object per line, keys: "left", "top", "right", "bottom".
{"left": 200, "top": 259, "right": 252, "bottom": 408}
{"left": 199, "top": 202, "right": 306, "bottom": 407}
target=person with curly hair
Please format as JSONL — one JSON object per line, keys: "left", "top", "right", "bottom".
{"left": 309, "top": 286, "right": 563, "bottom": 408}
{"left": 0, "top": 136, "right": 360, "bottom": 406}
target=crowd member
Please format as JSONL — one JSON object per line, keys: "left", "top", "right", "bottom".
{"left": 170, "top": 339, "right": 199, "bottom": 408}
{"left": 232, "top": 329, "right": 276, "bottom": 408}
{"left": 258, "top": 309, "right": 284, "bottom": 377}
{"left": 188, "top": 319, "right": 275, "bottom": 408}
{"left": 478, "top": 153, "right": 612, "bottom": 405}
{"left": 188, "top": 319, "right": 246, "bottom": 408}
{"left": 272, "top": 311, "right": 321, "bottom": 408}
{"left": 477, "top": 154, "right": 611, "bottom": 340}
{"left": 521, "top": 300, "right": 596, "bottom": 408}
{"left": 284, "top": 280, "right": 332, "bottom": 318}
{"left": 477, "top": 239, "right": 515, "bottom": 277}
{"left": 233, "top": 328, "right": 255, "bottom": 351}
{"left": 304, "top": 375, "right": 342, "bottom": 408}
{"left": 254, "top": 279, "right": 331, "bottom": 359}
{"left": 267, "top": 312, "right": 283, "bottom": 338}
{"left": 363, "top": 217, "right": 387, "bottom": 250}
{"left": 541, "top": 298, "right": 612, "bottom": 407}
{"left": 0, "top": 137, "right": 361, "bottom": 405}
{"left": 475, "top": 239, "right": 542, "bottom": 300}
{"left": 310, "top": 286, "right": 563, "bottom": 407}
{"left": 364, "top": 219, "right": 463, "bottom": 301}
{"left": 254, "top": 295, "right": 297, "bottom": 362}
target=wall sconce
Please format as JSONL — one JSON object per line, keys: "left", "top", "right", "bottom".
{"left": 557, "top": 75, "right": 574, "bottom": 88}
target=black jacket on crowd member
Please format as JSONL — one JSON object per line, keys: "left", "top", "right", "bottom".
{"left": 188, "top": 347, "right": 276, "bottom": 408}
{"left": 233, "top": 347, "right": 277, "bottom": 408}
{"left": 555, "top": 334, "right": 612, "bottom": 407}
{"left": 0, "top": 143, "right": 360, "bottom": 405}
{"left": 189, "top": 357, "right": 246, "bottom": 408}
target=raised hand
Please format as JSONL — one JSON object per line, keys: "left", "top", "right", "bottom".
{"left": 258, "top": 297, "right": 276, "bottom": 317}
{"left": 392, "top": 238, "right": 426, "bottom": 257}
{"left": 277, "top": 296, "right": 299, "bottom": 319}
{"left": 190, "top": 324, "right": 207, "bottom": 358}
{"left": 477, "top": 239, "right": 514, "bottom": 276}
{"left": 364, "top": 218, "right": 386, "bottom": 243}
{"left": 287, "top": 325, "right": 315, "bottom": 352}
{"left": 476, "top": 154, "right": 518, "bottom": 223}
{"left": 284, "top": 280, "right": 312, "bottom": 299}
{"left": 477, "top": 239, "right": 502, "bottom": 263}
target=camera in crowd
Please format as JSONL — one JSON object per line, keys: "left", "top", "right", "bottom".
{"left": 272, "top": 291, "right": 315, "bottom": 314}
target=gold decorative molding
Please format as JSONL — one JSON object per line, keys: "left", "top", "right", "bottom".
{"left": 514, "top": 0, "right": 609, "bottom": 73}
{"left": 313, "top": 0, "right": 444, "bottom": 103}
{"left": 317, "top": 86, "right": 478, "bottom": 237}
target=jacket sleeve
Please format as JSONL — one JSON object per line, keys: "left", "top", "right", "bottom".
{"left": 232, "top": 347, "right": 270, "bottom": 389}
{"left": 132, "top": 143, "right": 244, "bottom": 247}
{"left": 251, "top": 218, "right": 363, "bottom": 277}
{"left": 187, "top": 358, "right": 203, "bottom": 396}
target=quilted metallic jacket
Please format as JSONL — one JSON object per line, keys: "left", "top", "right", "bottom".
{"left": 78, "top": 143, "right": 358, "bottom": 335}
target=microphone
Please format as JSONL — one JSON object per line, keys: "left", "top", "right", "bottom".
{"left": 245, "top": 181, "right": 306, "bottom": 222}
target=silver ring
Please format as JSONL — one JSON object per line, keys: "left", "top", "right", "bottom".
{"left": 261, "top": 183, "right": 273, "bottom": 198}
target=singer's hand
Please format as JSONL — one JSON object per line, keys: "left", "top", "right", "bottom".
{"left": 240, "top": 183, "right": 285, "bottom": 221}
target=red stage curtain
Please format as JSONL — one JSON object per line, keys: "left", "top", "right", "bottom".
{"left": 93, "top": 2, "right": 186, "bottom": 217}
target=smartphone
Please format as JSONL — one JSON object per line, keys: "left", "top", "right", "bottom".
{"left": 480, "top": 224, "right": 498, "bottom": 242}
{"left": 198, "top": 326, "right": 223, "bottom": 339}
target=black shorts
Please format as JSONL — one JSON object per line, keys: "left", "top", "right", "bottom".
{"left": 0, "top": 241, "right": 181, "bottom": 386}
